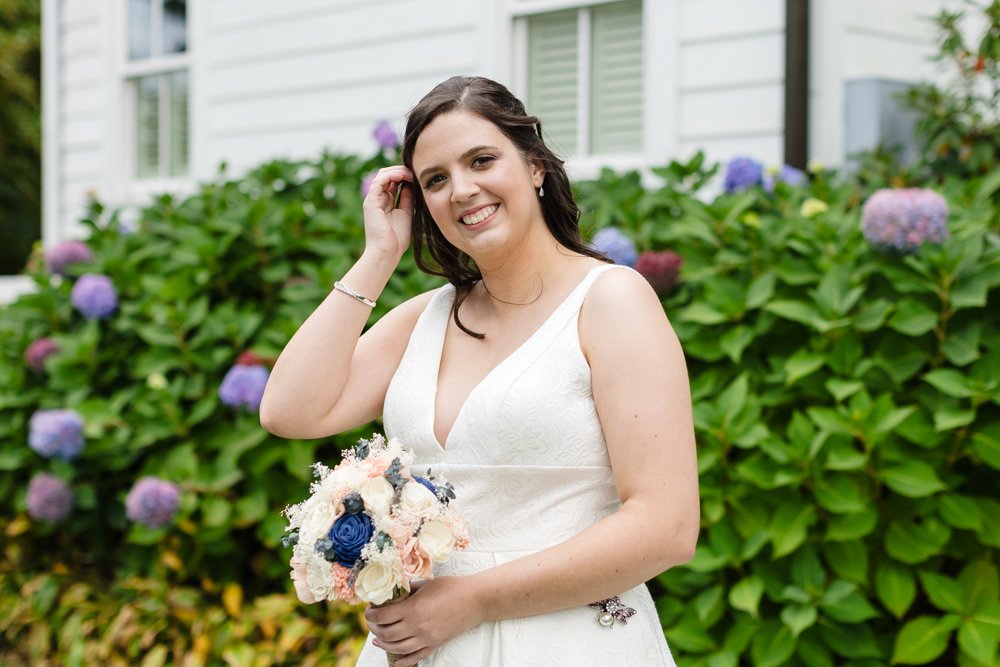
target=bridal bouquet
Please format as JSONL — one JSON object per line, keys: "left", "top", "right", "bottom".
{"left": 282, "top": 434, "right": 468, "bottom": 609}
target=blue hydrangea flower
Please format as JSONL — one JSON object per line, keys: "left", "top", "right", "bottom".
{"left": 29, "top": 409, "right": 85, "bottom": 460}
{"left": 591, "top": 228, "right": 638, "bottom": 267}
{"left": 125, "top": 476, "right": 180, "bottom": 528}
{"left": 413, "top": 475, "right": 437, "bottom": 494}
{"left": 71, "top": 274, "right": 118, "bottom": 319}
{"left": 45, "top": 240, "right": 93, "bottom": 276}
{"left": 26, "top": 473, "right": 73, "bottom": 522}
{"left": 764, "top": 164, "right": 807, "bottom": 191}
{"left": 861, "top": 188, "right": 949, "bottom": 254}
{"left": 724, "top": 157, "right": 764, "bottom": 193}
{"left": 219, "top": 364, "right": 270, "bottom": 412}
{"left": 372, "top": 120, "right": 400, "bottom": 150}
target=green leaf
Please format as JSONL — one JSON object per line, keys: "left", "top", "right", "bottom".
{"left": 826, "top": 511, "right": 878, "bottom": 541}
{"left": 877, "top": 561, "right": 916, "bottom": 618}
{"left": 784, "top": 351, "right": 826, "bottom": 386}
{"left": 924, "top": 369, "right": 977, "bottom": 397}
{"left": 781, "top": 604, "right": 817, "bottom": 636}
{"left": 680, "top": 302, "right": 729, "bottom": 325}
{"left": 666, "top": 610, "right": 718, "bottom": 653}
{"left": 824, "top": 542, "right": 869, "bottom": 586}
{"left": 770, "top": 503, "right": 817, "bottom": 558}
{"left": 957, "top": 561, "right": 999, "bottom": 615}
{"left": 887, "top": 298, "right": 938, "bottom": 336}
{"left": 813, "top": 474, "right": 867, "bottom": 514}
{"left": 938, "top": 494, "right": 983, "bottom": 531}
{"left": 719, "top": 325, "right": 755, "bottom": 363}
{"left": 853, "top": 299, "right": 894, "bottom": 332}
{"left": 970, "top": 422, "right": 1000, "bottom": 470}
{"left": 819, "top": 618, "right": 883, "bottom": 659}
{"left": 746, "top": 272, "right": 776, "bottom": 309}
{"left": 958, "top": 616, "right": 1000, "bottom": 665}
{"left": 751, "top": 621, "right": 797, "bottom": 667}
{"left": 880, "top": 460, "right": 947, "bottom": 498}
{"left": 891, "top": 615, "right": 960, "bottom": 665}
{"left": 765, "top": 300, "right": 828, "bottom": 331}
{"left": 200, "top": 496, "right": 231, "bottom": 528}
{"left": 826, "top": 378, "right": 864, "bottom": 402}
{"left": 918, "top": 571, "right": 965, "bottom": 614}
{"left": 729, "top": 575, "right": 765, "bottom": 617}
{"left": 796, "top": 636, "right": 835, "bottom": 667}
{"left": 933, "top": 406, "right": 976, "bottom": 431}
{"left": 885, "top": 517, "right": 951, "bottom": 564}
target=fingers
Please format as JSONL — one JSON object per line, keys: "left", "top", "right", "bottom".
{"left": 396, "top": 181, "right": 415, "bottom": 213}
{"left": 365, "top": 166, "right": 414, "bottom": 209}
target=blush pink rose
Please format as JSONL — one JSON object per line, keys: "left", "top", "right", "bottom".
{"left": 399, "top": 536, "right": 433, "bottom": 582}
{"left": 290, "top": 560, "right": 317, "bottom": 603}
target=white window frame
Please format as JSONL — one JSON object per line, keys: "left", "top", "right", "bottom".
{"left": 507, "top": 0, "right": 675, "bottom": 182}
{"left": 111, "top": 0, "right": 198, "bottom": 205}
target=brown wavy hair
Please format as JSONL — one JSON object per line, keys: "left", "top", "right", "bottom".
{"left": 401, "top": 75, "right": 608, "bottom": 339}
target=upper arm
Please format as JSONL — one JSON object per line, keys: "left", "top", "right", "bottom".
{"left": 580, "top": 269, "right": 699, "bottom": 535}
{"left": 312, "top": 289, "right": 438, "bottom": 437}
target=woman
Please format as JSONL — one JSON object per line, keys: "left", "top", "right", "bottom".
{"left": 260, "top": 76, "right": 699, "bottom": 666}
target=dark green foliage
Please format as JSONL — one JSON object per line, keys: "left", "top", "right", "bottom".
{"left": 0, "top": 0, "right": 42, "bottom": 274}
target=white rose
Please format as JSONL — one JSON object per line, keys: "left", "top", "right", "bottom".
{"left": 354, "top": 561, "right": 398, "bottom": 605}
{"left": 417, "top": 520, "right": 455, "bottom": 562}
{"left": 360, "top": 476, "right": 395, "bottom": 518}
{"left": 399, "top": 480, "right": 438, "bottom": 518}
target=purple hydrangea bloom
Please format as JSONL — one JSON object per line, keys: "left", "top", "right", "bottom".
{"left": 219, "top": 364, "right": 270, "bottom": 412}
{"left": 26, "top": 473, "right": 73, "bottom": 522}
{"left": 71, "top": 274, "right": 118, "bottom": 319}
{"left": 25, "top": 337, "right": 59, "bottom": 372}
{"left": 724, "top": 157, "right": 764, "bottom": 193}
{"left": 45, "top": 240, "right": 93, "bottom": 276}
{"left": 591, "top": 228, "right": 638, "bottom": 267}
{"left": 861, "top": 188, "right": 949, "bottom": 254}
{"left": 125, "top": 476, "right": 180, "bottom": 528}
{"left": 764, "top": 164, "right": 807, "bottom": 191}
{"left": 372, "top": 120, "right": 400, "bottom": 150}
{"left": 29, "top": 409, "right": 85, "bottom": 460}
{"left": 636, "top": 250, "right": 683, "bottom": 296}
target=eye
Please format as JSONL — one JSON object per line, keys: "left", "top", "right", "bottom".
{"left": 471, "top": 155, "right": 495, "bottom": 168}
{"left": 424, "top": 174, "right": 445, "bottom": 189}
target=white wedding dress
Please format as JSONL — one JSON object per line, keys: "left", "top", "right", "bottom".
{"left": 355, "top": 264, "right": 676, "bottom": 666}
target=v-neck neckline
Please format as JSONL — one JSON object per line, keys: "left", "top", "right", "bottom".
{"left": 429, "top": 264, "right": 607, "bottom": 451}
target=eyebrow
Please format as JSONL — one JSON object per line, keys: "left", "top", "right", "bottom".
{"left": 417, "top": 145, "right": 500, "bottom": 181}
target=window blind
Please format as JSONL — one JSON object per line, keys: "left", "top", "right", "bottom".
{"left": 590, "top": 0, "right": 643, "bottom": 154}
{"left": 527, "top": 10, "right": 579, "bottom": 156}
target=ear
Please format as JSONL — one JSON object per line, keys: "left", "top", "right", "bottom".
{"left": 531, "top": 160, "right": 546, "bottom": 189}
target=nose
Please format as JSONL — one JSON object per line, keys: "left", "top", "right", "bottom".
{"left": 450, "top": 172, "right": 479, "bottom": 203}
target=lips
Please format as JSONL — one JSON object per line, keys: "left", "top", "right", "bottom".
{"left": 460, "top": 204, "right": 498, "bottom": 226}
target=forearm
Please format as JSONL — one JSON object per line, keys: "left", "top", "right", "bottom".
{"left": 468, "top": 499, "right": 697, "bottom": 624}
{"left": 259, "top": 250, "right": 397, "bottom": 432}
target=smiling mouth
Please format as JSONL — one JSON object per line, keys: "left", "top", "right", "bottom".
{"left": 460, "top": 204, "right": 498, "bottom": 225}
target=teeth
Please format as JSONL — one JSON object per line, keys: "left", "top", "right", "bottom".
{"left": 461, "top": 205, "right": 498, "bottom": 225}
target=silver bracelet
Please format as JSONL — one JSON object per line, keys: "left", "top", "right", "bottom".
{"left": 333, "top": 281, "right": 376, "bottom": 308}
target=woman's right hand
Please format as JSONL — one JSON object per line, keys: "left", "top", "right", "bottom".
{"left": 362, "top": 166, "right": 415, "bottom": 262}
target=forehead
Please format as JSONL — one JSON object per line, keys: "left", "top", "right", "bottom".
{"left": 412, "top": 110, "right": 513, "bottom": 169}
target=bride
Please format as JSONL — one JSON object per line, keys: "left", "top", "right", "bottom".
{"left": 260, "top": 76, "right": 699, "bottom": 666}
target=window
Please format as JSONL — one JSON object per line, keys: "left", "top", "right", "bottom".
{"left": 520, "top": 0, "right": 644, "bottom": 159}
{"left": 124, "top": 0, "right": 189, "bottom": 179}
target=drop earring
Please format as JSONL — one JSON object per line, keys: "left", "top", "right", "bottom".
{"left": 538, "top": 185, "right": 545, "bottom": 198}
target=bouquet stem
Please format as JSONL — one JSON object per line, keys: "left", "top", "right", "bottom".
{"left": 375, "top": 587, "right": 412, "bottom": 666}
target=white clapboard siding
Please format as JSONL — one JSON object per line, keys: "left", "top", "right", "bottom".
{"left": 677, "top": 0, "right": 785, "bottom": 167}
{"left": 61, "top": 0, "right": 100, "bottom": 27}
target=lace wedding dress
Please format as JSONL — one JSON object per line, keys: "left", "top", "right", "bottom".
{"left": 355, "top": 264, "right": 676, "bottom": 666}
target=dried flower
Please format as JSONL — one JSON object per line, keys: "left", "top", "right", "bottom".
{"left": 71, "top": 274, "right": 118, "bottom": 319}
{"left": 591, "top": 228, "right": 637, "bottom": 267}
{"left": 800, "top": 198, "right": 829, "bottom": 218}
{"left": 26, "top": 473, "right": 73, "bottom": 522}
{"left": 45, "top": 241, "right": 93, "bottom": 276}
{"left": 29, "top": 409, "right": 85, "bottom": 460}
{"left": 373, "top": 120, "right": 400, "bottom": 150}
{"left": 25, "top": 337, "right": 59, "bottom": 372}
{"left": 635, "top": 251, "right": 683, "bottom": 295}
{"left": 861, "top": 188, "right": 949, "bottom": 254}
{"left": 724, "top": 157, "right": 764, "bottom": 193}
{"left": 125, "top": 477, "right": 180, "bottom": 528}
{"left": 219, "top": 364, "right": 270, "bottom": 412}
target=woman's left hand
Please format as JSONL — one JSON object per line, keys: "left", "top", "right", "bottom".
{"left": 365, "top": 576, "right": 482, "bottom": 666}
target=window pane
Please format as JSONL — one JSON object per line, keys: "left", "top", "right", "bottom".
{"left": 163, "top": 0, "right": 187, "bottom": 54}
{"left": 527, "top": 10, "right": 578, "bottom": 156}
{"left": 128, "top": 0, "right": 152, "bottom": 60}
{"left": 169, "top": 70, "right": 189, "bottom": 177}
{"left": 590, "top": 0, "right": 644, "bottom": 154}
{"left": 136, "top": 75, "right": 160, "bottom": 178}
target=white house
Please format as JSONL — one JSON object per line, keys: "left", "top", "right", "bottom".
{"left": 0, "top": 0, "right": 966, "bottom": 300}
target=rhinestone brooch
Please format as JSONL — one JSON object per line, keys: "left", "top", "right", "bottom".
{"left": 589, "top": 595, "right": 637, "bottom": 628}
